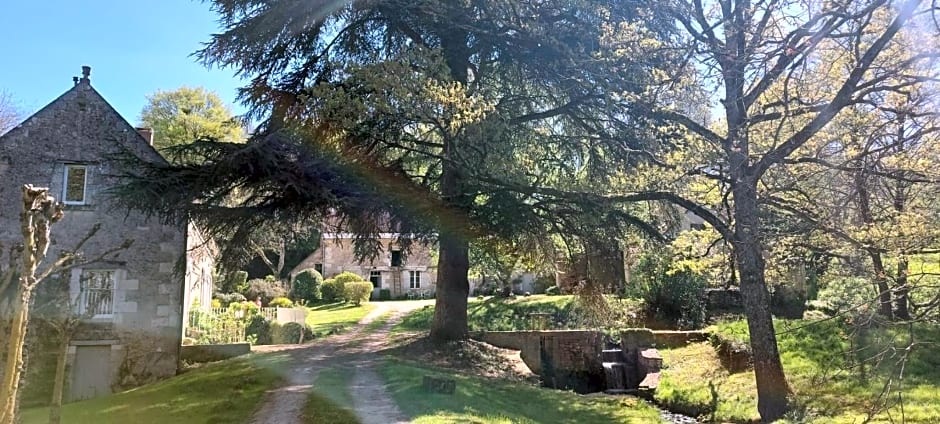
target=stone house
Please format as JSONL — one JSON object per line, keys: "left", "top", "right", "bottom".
{"left": 291, "top": 232, "right": 437, "bottom": 298}
{"left": 0, "top": 67, "right": 214, "bottom": 401}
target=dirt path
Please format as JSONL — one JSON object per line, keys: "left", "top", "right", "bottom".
{"left": 249, "top": 300, "right": 433, "bottom": 424}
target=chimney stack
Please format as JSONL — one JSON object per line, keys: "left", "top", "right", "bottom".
{"left": 136, "top": 127, "right": 154, "bottom": 146}
{"left": 79, "top": 66, "right": 91, "bottom": 85}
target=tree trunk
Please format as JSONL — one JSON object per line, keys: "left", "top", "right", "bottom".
{"left": 856, "top": 168, "right": 894, "bottom": 318}
{"left": 732, "top": 179, "right": 791, "bottom": 421}
{"left": 895, "top": 256, "right": 911, "bottom": 320}
{"left": 428, "top": 26, "right": 472, "bottom": 343}
{"left": 0, "top": 287, "right": 31, "bottom": 424}
{"left": 48, "top": 333, "right": 69, "bottom": 424}
{"left": 430, "top": 231, "right": 470, "bottom": 342}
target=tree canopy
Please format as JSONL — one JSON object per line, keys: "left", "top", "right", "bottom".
{"left": 139, "top": 86, "right": 245, "bottom": 153}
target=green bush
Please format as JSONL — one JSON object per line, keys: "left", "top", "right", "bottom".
{"left": 273, "top": 321, "right": 314, "bottom": 344}
{"left": 532, "top": 276, "right": 554, "bottom": 294}
{"left": 223, "top": 270, "right": 249, "bottom": 294}
{"left": 269, "top": 297, "right": 294, "bottom": 308}
{"left": 246, "top": 315, "right": 273, "bottom": 345}
{"left": 321, "top": 278, "right": 345, "bottom": 303}
{"left": 814, "top": 276, "right": 876, "bottom": 314}
{"left": 214, "top": 292, "right": 246, "bottom": 306}
{"left": 379, "top": 288, "right": 392, "bottom": 301}
{"left": 290, "top": 268, "right": 323, "bottom": 303}
{"left": 333, "top": 271, "right": 365, "bottom": 284}
{"left": 344, "top": 281, "right": 374, "bottom": 306}
{"left": 245, "top": 278, "right": 288, "bottom": 305}
{"left": 634, "top": 250, "right": 707, "bottom": 330}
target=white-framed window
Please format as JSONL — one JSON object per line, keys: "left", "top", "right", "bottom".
{"left": 63, "top": 164, "right": 88, "bottom": 205}
{"left": 409, "top": 270, "right": 421, "bottom": 289}
{"left": 370, "top": 271, "right": 382, "bottom": 288}
{"left": 79, "top": 270, "right": 115, "bottom": 318}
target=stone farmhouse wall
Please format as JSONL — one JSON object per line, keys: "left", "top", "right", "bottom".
{"left": 293, "top": 235, "right": 437, "bottom": 298}
{"left": 0, "top": 74, "right": 192, "bottom": 400}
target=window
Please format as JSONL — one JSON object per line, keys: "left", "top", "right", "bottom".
{"left": 314, "top": 263, "right": 324, "bottom": 275}
{"left": 409, "top": 270, "right": 421, "bottom": 289}
{"left": 63, "top": 165, "right": 88, "bottom": 205}
{"left": 79, "top": 270, "right": 114, "bottom": 317}
{"left": 391, "top": 250, "right": 402, "bottom": 267}
{"left": 370, "top": 271, "right": 382, "bottom": 288}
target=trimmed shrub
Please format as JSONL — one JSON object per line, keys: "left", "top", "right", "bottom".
{"left": 273, "top": 322, "right": 314, "bottom": 344}
{"left": 344, "top": 281, "right": 374, "bottom": 306}
{"left": 246, "top": 315, "right": 273, "bottom": 345}
{"left": 214, "top": 292, "right": 247, "bottom": 306}
{"left": 290, "top": 268, "right": 323, "bottom": 303}
{"left": 634, "top": 250, "right": 707, "bottom": 330}
{"left": 321, "top": 278, "right": 344, "bottom": 303}
{"left": 269, "top": 297, "right": 294, "bottom": 308}
{"left": 245, "top": 278, "right": 288, "bottom": 305}
{"left": 333, "top": 271, "right": 365, "bottom": 284}
{"left": 379, "top": 288, "right": 392, "bottom": 301}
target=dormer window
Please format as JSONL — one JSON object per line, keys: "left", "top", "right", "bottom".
{"left": 63, "top": 164, "right": 87, "bottom": 205}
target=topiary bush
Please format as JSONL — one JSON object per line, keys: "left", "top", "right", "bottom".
{"left": 344, "top": 281, "right": 374, "bottom": 306}
{"left": 321, "top": 278, "right": 344, "bottom": 303}
{"left": 272, "top": 321, "right": 314, "bottom": 344}
{"left": 333, "top": 271, "right": 365, "bottom": 284}
{"left": 214, "top": 292, "right": 247, "bottom": 307}
{"left": 246, "top": 315, "right": 273, "bottom": 345}
{"left": 634, "top": 250, "right": 707, "bottom": 330}
{"left": 379, "top": 288, "right": 392, "bottom": 301}
{"left": 245, "top": 278, "right": 288, "bottom": 305}
{"left": 290, "top": 268, "right": 323, "bottom": 303}
{"left": 269, "top": 297, "right": 294, "bottom": 308}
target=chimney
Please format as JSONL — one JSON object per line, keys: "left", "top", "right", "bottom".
{"left": 136, "top": 127, "right": 154, "bottom": 145}
{"left": 79, "top": 66, "right": 91, "bottom": 85}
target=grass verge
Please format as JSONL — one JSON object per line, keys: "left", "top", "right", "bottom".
{"left": 656, "top": 319, "right": 940, "bottom": 423}
{"left": 306, "top": 302, "right": 376, "bottom": 337}
{"left": 303, "top": 367, "right": 360, "bottom": 424}
{"left": 21, "top": 353, "right": 287, "bottom": 424}
{"left": 380, "top": 358, "right": 664, "bottom": 423}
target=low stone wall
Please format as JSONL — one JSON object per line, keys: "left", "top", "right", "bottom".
{"left": 474, "top": 330, "right": 605, "bottom": 392}
{"left": 181, "top": 343, "right": 251, "bottom": 363}
{"left": 651, "top": 330, "right": 710, "bottom": 348}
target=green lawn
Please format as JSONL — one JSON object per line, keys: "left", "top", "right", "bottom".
{"left": 380, "top": 358, "right": 664, "bottom": 423}
{"left": 303, "top": 367, "right": 360, "bottom": 424}
{"left": 21, "top": 353, "right": 288, "bottom": 424}
{"left": 656, "top": 319, "right": 940, "bottom": 423}
{"left": 306, "top": 302, "right": 376, "bottom": 337}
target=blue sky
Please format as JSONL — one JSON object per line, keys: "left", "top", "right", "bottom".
{"left": 0, "top": 0, "right": 246, "bottom": 123}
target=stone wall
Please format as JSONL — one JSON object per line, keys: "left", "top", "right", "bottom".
{"left": 181, "top": 343, "right": 250, "bottom": 363}
{"left": 0, "top": 77, "right": 185, "bottom": 398}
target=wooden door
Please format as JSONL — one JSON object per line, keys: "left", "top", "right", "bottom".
{"left": 69, "top": 345, "right": 112, "bottom": 401}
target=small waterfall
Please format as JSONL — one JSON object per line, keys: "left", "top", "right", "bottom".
{"left": 602, "top": 362, "right": 627, "bottom": 392}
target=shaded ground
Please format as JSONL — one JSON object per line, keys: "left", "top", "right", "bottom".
{"left": 249, "top": 300, "right": 433, "bottom": 424}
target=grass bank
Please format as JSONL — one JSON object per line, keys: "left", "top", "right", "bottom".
{"left": 394, "top": 295, "right": 643, "bottom": 333}
{"left": 656, "top": 319, "right": 940, "bottom": 423}
{"left": 306, "top": 302, "right": 376, "bottom": 337}
{"left": 21, "top": 353, "right": 287, "bottom": 424}
{"left": 380, "top": 358, "right": 664, "bottom": 423}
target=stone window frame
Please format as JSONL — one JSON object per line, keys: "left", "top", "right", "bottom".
{"left": 409, "top": 270, "right": 421, "bottom": 289}
{"left": 369, "top": 270, "right": 382, "bottom": 288}
{"left": 63, "top": 164, "right": 89, "bottom": 205}
{"left": 71, "top": 268, "right": 122, "bottom": 320}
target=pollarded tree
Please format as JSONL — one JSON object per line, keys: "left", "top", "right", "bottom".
{"left": 139, "top": 86, "right": 245, "bottom": 153}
